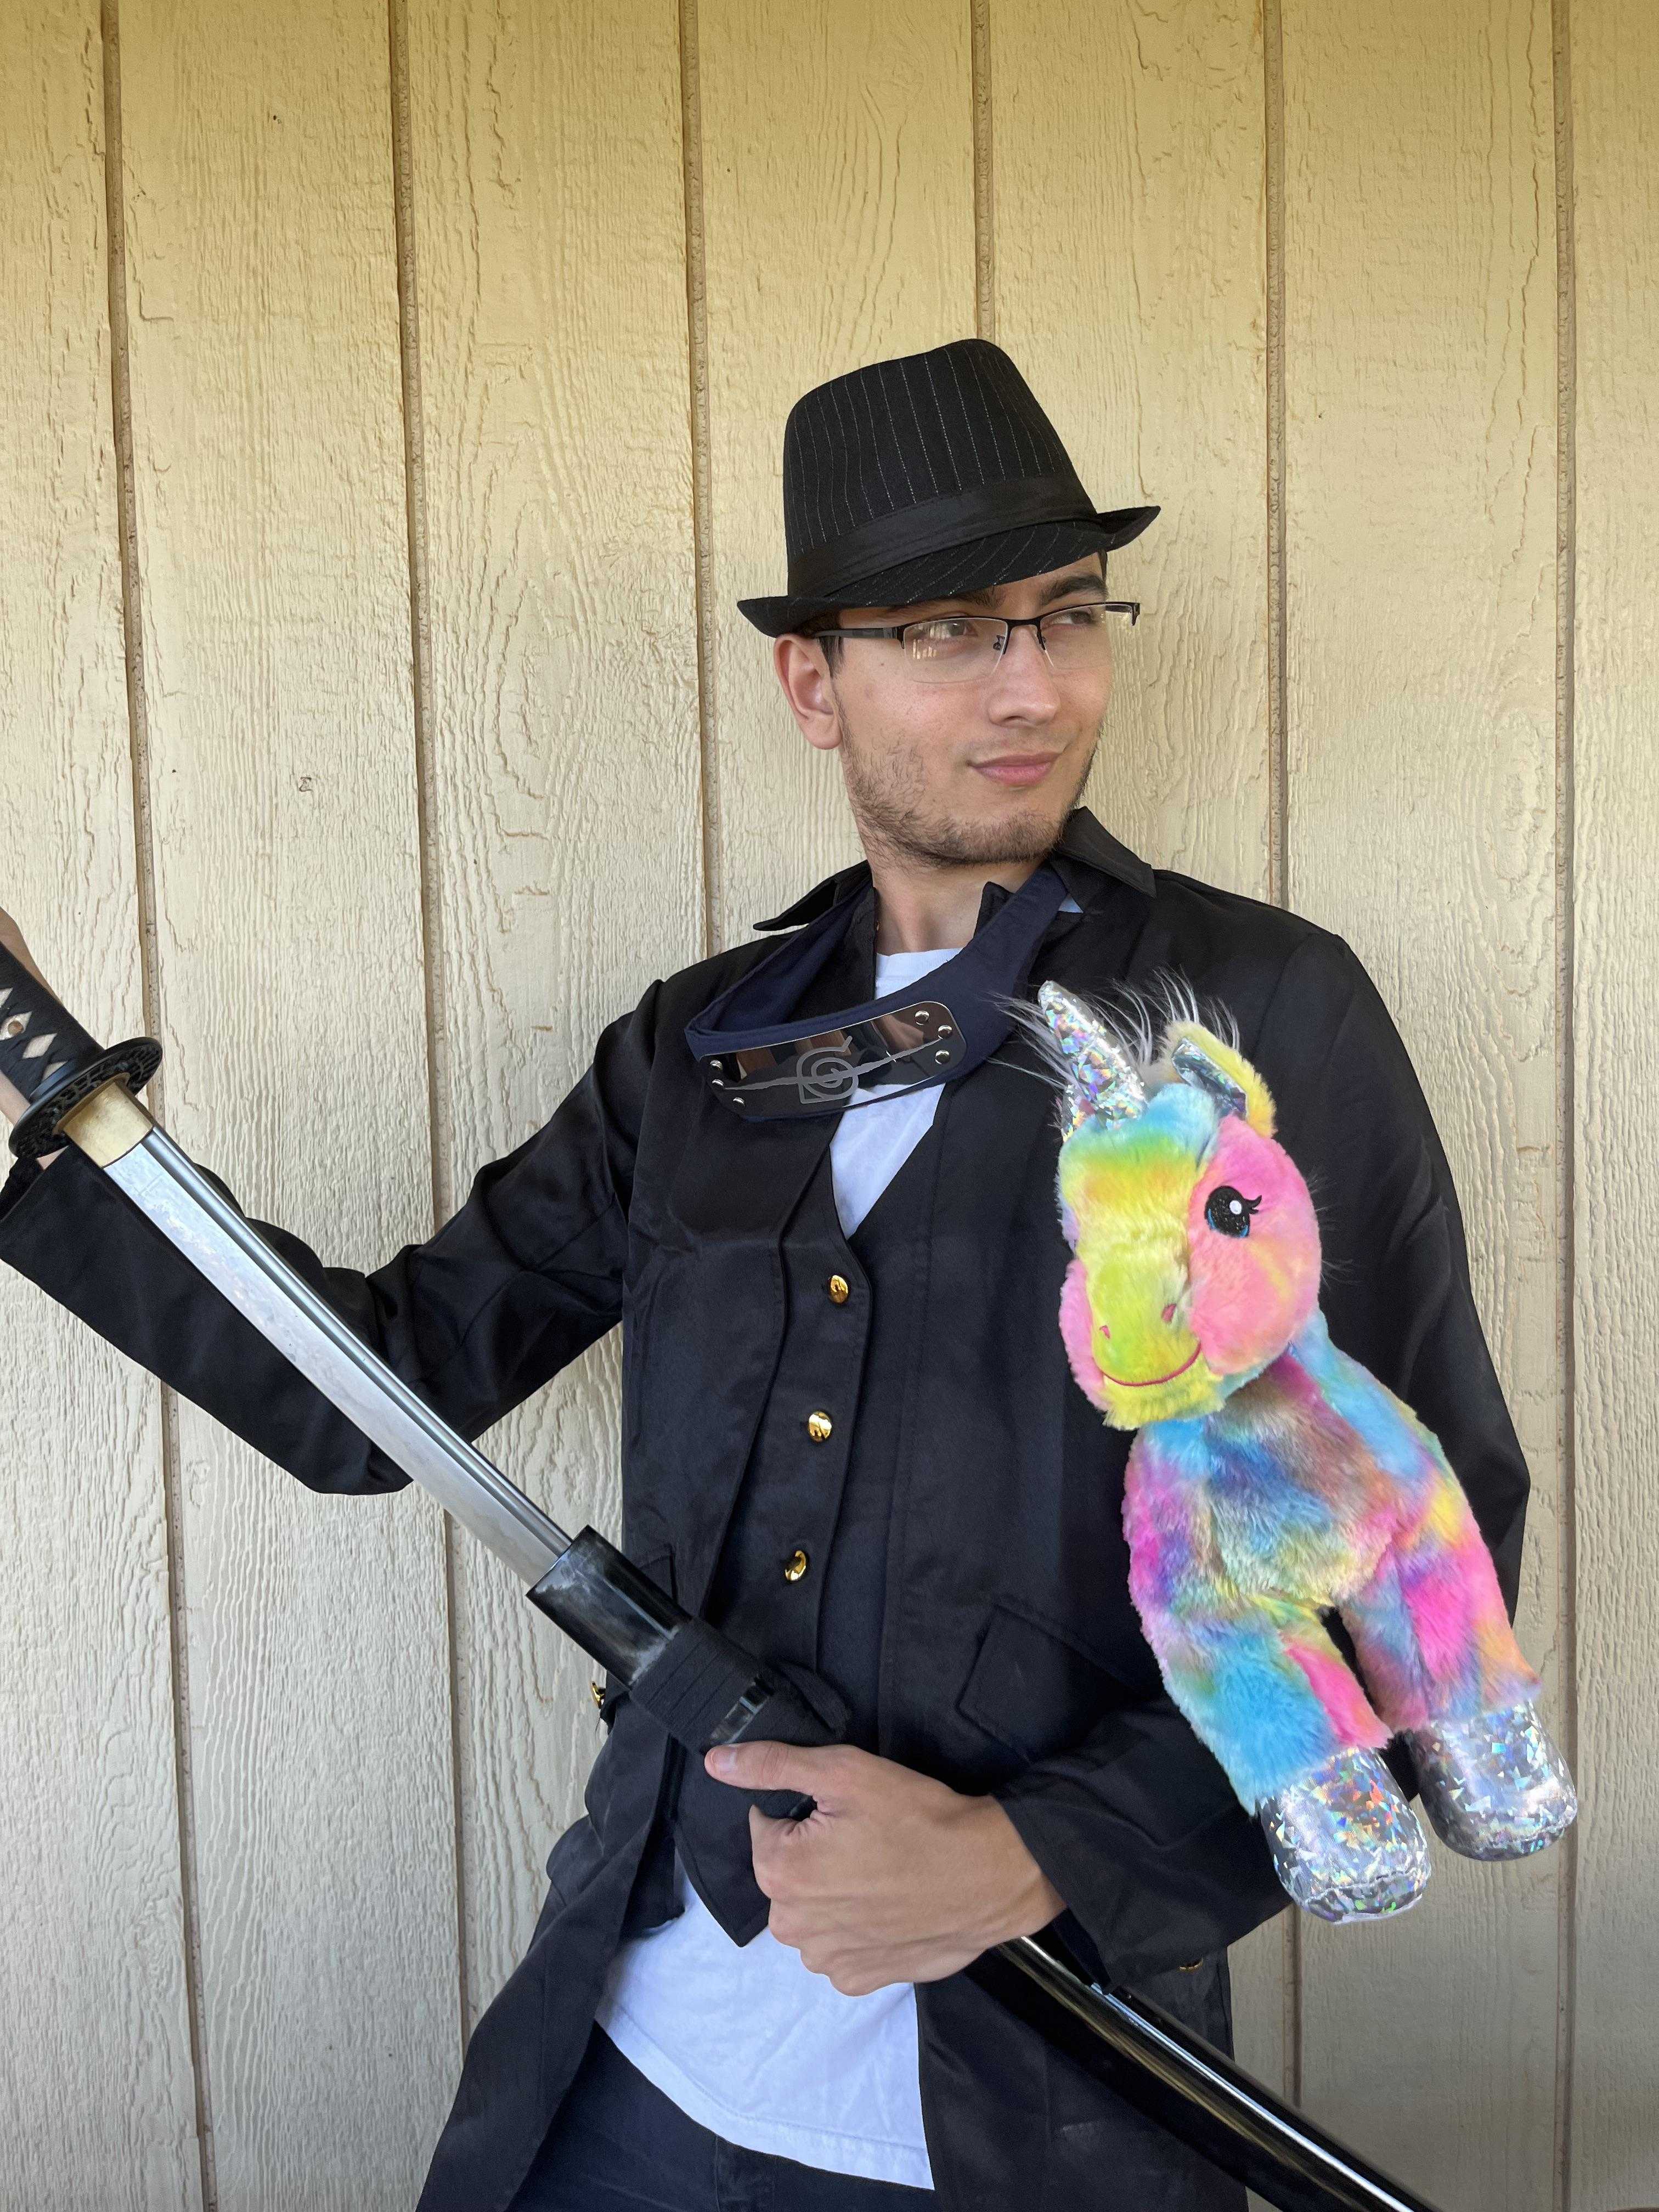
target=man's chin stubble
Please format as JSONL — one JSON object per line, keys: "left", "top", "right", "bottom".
{"left": 872, "top": 808, "right": 1061, "bottom": 868}
{"left": 840, "top": 733, "right": 1097, "bottom": 871}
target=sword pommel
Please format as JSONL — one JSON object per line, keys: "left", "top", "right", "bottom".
{"left": 0, "top": 945, "right": 162, "bottom": 1161}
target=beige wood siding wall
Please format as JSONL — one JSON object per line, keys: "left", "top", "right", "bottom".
{"left": 0, "top": 0, "right": 1651, "bottom": 2204}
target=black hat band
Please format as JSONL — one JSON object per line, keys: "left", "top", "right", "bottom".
{"left": 788, "top": 472, "right": 1091, "bottom": 599}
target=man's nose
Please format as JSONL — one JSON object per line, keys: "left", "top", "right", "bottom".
{"left": 988, "top": 619, "right": 1061, "bottom": 701}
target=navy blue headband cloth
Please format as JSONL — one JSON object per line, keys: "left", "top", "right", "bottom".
{"left": 685, "top": 862, "right": 1069, "bottom": 1120}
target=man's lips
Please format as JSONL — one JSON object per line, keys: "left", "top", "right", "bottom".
{"left": 972, "top": 754, "right": 1062, "bottom": 787}
{"left": 1100, "top": 1346, "right": 1201, "bottom": 1389}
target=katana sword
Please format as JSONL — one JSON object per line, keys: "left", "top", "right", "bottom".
{"left": 0, "top": 947, "right": 1446, "bottom": 2212}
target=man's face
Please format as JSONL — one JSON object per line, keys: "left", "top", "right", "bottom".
{"left": 775, "top": 554, "right": 1115, "bottom": 868}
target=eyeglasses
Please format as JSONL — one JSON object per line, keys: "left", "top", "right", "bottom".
{"left": 807, "top": 599, "right": 1140, "bottom": 686}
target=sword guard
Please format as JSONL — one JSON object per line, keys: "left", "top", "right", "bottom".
{"left": 10, "top": 1041, "right": 163, "bottom": 1159}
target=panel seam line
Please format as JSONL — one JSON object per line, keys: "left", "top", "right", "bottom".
{"left": 387, "top": 0, "right": 472, "bottom": 2063}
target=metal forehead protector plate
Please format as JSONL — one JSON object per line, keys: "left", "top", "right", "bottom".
{"left": 704, "top": 998, "right": 963, "bottom": 1116}
{"left": 684, "top": 861, "right": 1070, "bottom": 1122}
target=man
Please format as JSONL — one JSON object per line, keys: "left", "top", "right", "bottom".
{"left": 0, "top": 338, "right": 1532, "bottom": 2210}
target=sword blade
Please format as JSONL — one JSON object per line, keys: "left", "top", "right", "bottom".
{"left": 105, "top": 1126, "right": 571, "bottom": 1585}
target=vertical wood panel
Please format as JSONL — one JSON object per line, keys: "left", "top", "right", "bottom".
{"left": 988, "top": 0, "right": 1285, "bottom": 2088}
{"left": 0, "top": 7, "right": 201, "bottom": 2203}
{"left": 991, "top": 0, "right": 1273, "bottom": 900}
{"left": 697, "top": 0, "right": 978, "bottom": 947}
{"left": 405, "top": 0, "right": 703, "bottom": 2025}
{"left": 1282, "top": 4, "right": 1562, "bottom": 2206}
{"left": 116, "top": 1, "right": 459, "bottom": 2199}
{"left": 1568, "top": 1, "right": 1659, "bottom": 2202}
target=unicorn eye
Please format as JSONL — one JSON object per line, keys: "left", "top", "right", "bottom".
{"left": 1204, "top": 1185, "right": 1261, "bottom": 1238}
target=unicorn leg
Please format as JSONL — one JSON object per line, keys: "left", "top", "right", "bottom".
{"left": 1133, "top": 1590, "right": 1430, "bottom": 1923}
{"left": 1326, "top": 1392, "right": 1575, "bottom": 1860}
{"left": 1284, "top": 1308, "right": 1576, "bottom": 1860}
{"left": 1133, "top": 1587, "right": 1387, "bottom": 1808}
{"left": 1125, "top": 1424, "right": 1432, "bottom": 1920}
{"left": 1339, "top": 1463, "right": 1539, "bottom": 1732}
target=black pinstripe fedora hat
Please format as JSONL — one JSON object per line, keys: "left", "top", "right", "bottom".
{"left": 737, "top": 336, "right": 1158, "bottom": 637}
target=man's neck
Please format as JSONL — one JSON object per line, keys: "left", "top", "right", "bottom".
{"left": 866, "top": 848, "right": 1046, "bottom": 954}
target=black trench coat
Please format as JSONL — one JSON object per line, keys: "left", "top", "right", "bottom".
{"left": 0, "top": 807, "right": 1531, "bottom": 2210}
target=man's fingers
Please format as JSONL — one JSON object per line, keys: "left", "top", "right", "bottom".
{"left": 748, "top": 1803, "right": 787, "bottom": 1895}
{"left": 703, "top": 1739, "right": 861, "bottom": 1803}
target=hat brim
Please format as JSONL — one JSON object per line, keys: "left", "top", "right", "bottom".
{"left": 736, "top": 504, "right": 1158, "bottom": 637}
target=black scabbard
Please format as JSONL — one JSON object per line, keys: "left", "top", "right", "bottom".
{"left": 969, "top": 1935, "right": 1441, "bottom": 2212}
{"left": 525, "top": 1526, "right": 847, "bottom": 1821}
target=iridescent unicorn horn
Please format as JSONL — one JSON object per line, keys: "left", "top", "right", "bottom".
{"left": 1034, "top": 980, "right": 1148, "bottom": 1139}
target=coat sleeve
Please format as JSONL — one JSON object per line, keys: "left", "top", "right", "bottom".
{"left": 1261, "top": 932, "right": 1531, "bottom": 1605}
{"left": 0, "top": 982, "right": 659, "bottom": 1494}
{"left": 990, "top": 929, "right": 1535, "bottom": 1983}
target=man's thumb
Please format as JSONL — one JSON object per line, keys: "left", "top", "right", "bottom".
{"left": 703, "top": 1739, "right": 849, "bottom": 1802}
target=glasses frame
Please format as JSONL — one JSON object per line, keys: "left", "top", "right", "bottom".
{"left": 805, "top": 597, "right": 1141, "bottom": 681}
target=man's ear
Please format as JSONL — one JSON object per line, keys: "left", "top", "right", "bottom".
{"left": 774, "top": 633, "right": 843, "bottom": 753}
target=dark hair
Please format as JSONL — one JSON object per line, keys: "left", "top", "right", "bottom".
{"left": 804, "top": 548, "right": 1107, "bottom": 674}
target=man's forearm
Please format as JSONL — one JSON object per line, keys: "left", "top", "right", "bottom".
{"left": 961, "top": 1794, "right": 1068, "bottom": 1945}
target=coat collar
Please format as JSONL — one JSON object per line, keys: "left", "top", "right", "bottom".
{"left": 751, "top": 805, "right": 1155, "bottom": 933}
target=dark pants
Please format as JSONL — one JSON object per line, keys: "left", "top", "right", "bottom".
{"left": 507, "top": 2022, "right": 937, "bottom": 2210}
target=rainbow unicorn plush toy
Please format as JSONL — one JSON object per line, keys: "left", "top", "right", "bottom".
{"left": 1023, "top": 978, "right": 1576, "bottom": 1923}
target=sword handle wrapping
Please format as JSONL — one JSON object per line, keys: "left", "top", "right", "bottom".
{"left": 527, "top": 1527, "right": 846, "bottom": 1820}
{"left": 0, "top": 945, "right": 162, "bottom": 1160}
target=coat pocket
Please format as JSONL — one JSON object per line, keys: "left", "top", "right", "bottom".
{"left": 956, "top": 1598, "right": 1130, "bottom": 1763}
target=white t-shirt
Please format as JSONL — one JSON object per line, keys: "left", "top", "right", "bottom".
{"left": 595, "top": 916, "right": 1072, "bottom": 2184}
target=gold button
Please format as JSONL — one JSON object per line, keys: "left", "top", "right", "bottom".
{"left": 590, "top": 1679, "right": 605, "bottom": 1709}
{"left": 827, "top": 1274, "right": 850, "bottom": 1304}
{"left": 806, "top": 1409, "right": 833, "bottom": 1442}
{"left": 783, "top": 1548, "right": 809, "bottom": 1583}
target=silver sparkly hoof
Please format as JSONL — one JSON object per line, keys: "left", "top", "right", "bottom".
{"left": 1259, "top": 1748, "right": 1432, "bottom": 1923}
{"left": 1404, "top": 1701, "right": 1578, "bottom": 1860}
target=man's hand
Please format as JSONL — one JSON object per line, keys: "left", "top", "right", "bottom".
{"left": 0, "top": 907, "right": 64, "bottom": 1165}
{"left": 705, "top": 1739, "right": 1065, "bottom": 1996}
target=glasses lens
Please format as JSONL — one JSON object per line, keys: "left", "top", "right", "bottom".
{"left": 900, "top": 605, "right": 1130, "bottom": 684}
{"left": 1039, "top": 603, "right": 1120, "bottom": 673}
{"left": 903, "top": 616, "right": 1002, "bottom": 683}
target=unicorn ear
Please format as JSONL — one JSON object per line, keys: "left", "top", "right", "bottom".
{"left": 1161, "top": 1019, "right": 1277, "bottom": 1138}
{"left": 1035, "top": 981, "right": 1147, "bottom": 1137}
